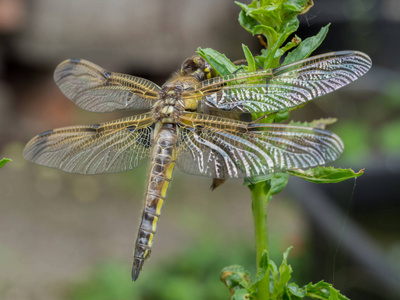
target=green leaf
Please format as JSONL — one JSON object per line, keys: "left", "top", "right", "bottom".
{"left": 282, "top": 0, "right": 310, "bottom": 14}
{"left": 196, "top": 48, "right": 236, "bottom": 75}
{"left": 253, "top": 24, "right": 279, "bottom": 43}
{"left": 237, "top": 6, "right": 259, "bottom": 33}
{"left": 279, "top": 35, "right": 302, "bottom": 56}
{"left": 287, "top": 283, "right": 307, "bottom": 297}
{"left": 242, "top": 44, "right": 256, "bottom": 72}
{"left": 231, "top": 289, "right": 251, "bottom": 300}
{"left": 280, "top": 13, "right": 300, "bottom": 36}
{"left": 277, "top": 249, "right": 293, "bottom": 290}
{"left": 255, "top": 54, "right": 269, "bottom": 71}
{"left": 329, "top": 286, "right": 339, "bottom": 300}
{"left": 268, "top": 259, "right": 278, "bottom": 277}
{"left": 304, "top": 281, "right": 349, "bottom": 300}
{"left": 282, "top": 4, "right": 303, "bottom": 14}
{"left": 282, "top": 246, "right": 292, "bottom": 261}
{"left": 305, "top": 281, "right": 333, "bottom": 299}
{"left": 251, "top": 250, "right": 269, "bottom": 286}
{"left": 288, "top": 166, "right": 364, "bottom": 183}
{"left": 220, "top": 266, "right": 254, "bottom": 300}
{"left": 274, "top": 110, "right": 291, "bottom": 123}
{"left": 289, "top": 117, "right": 338, "bottom": 129}
{"left": 250, "top": 100, "right": 304, "bottom": 125}
{"left": 250, "top": 5, "right": 280, "bottom": 14}
{"left": 261, "top": 20, "right": 299, "bottom": 68}
{"left": 220, "top": 265, "right": 251, "bottom": 291}
{"left": 0, "top": 158, "right": 11, "bottom": 168}
{"left": 283, "top": 24, "right": 330, "bottom": 65}
{"left": 244, "top": 173, "right": 289, "bottom": 196}
{"left": 270, "top": 247, "right": 294, "bottom": 298}
{"left": 238, "top": 2, "right": 281, "bottom": 28}
{"left": 197, "top": 48, "right": 237, "bottom": 76}
{"left": 270, "top": 173, "right": 290, "bottom": 195}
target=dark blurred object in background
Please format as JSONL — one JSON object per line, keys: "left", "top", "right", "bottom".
{"left": 0, "top": 0, "right": 26, "bottom": 149}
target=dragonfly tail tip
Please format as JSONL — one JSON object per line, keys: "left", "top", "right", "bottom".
{"left": 131, "top": 267, "right": 140, "bottom": 281}
{"left": 131, "top": 259, "right": 144, "bottom": 281}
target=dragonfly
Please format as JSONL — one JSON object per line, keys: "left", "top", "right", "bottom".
{"left": 23, "top": 50, "right": 371, "bottom": 280}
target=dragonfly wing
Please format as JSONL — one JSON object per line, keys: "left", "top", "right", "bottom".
{"left": 23, "top": 113, "right": 155, "bottom": 174}
{"left": 193, "top": 51, "right": 371, "bottom": 113}
{"left": 176, "top": 113, "right": 343, "bottom": 179}
{"left": 54, "top": 59, "right": 161, "bottom": 112}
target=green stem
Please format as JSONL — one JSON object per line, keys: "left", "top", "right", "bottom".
{"left": 250, "top": 180, "right": 272, "bottom": 299}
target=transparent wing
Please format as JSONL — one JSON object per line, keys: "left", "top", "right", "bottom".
{"left": 176, "top": 113, "right": 343, "bottom": 179}
{"left": 54, "top": 59, "right": 161, "bottom": 112}
{"left": 23, "top": 113, "right": 155, "bottom": 174}
{"left": 186, "top": 51, "right": 371, "bottom": 113}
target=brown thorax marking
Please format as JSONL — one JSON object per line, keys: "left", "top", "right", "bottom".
{"left": 153, "top": 81, "right": 186, "bottom": 124}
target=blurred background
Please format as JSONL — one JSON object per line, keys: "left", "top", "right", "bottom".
{"left": 0, "top": 0, "right": 399, "bottom": 299}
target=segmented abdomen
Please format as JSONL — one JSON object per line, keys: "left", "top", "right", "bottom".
{"left": 132, "top": 124, "right": 177, "bottom": 281}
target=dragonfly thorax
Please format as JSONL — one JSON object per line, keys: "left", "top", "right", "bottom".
{"left": 154, "top": 74, "right": 202, "bottom": 123}
{"left": 152, "top": 87, "right": 182, "bottom": 123}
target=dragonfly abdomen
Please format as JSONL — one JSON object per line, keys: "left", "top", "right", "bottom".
{"left": 132, "top": 124, "right": 177, "bottom": 281}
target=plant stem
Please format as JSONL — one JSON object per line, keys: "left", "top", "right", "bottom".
{"left": 250, "top": 180, "right": 272, "bottom": 299}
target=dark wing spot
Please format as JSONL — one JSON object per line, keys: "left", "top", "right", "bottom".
{"left": 194, "top": 125, "right": 204, "bottom": 134}
{"left": 82, "top": 127, "right": 98, "bottom": 133}
{"left": 38, "top": 129, "right": 53, "bottom": 137}
{"left": 126, "top": 125, "right": 136, "bottom": 132}
{"left": 240, "top": 113, "right": 252, "bottom": 122}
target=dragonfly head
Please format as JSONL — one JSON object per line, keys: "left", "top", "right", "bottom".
{"left": 181, "top": 56, "right": 217, "bottom": 81}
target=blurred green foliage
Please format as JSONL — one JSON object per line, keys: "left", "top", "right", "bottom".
{"left": 332, "top": 76, "right": 400, "bottom": 164}
{"left": 333, "top": 121, "right": 370, "bottom": 165}
{"left": 66, "top": 241, "right": 254, "bottom": 300}
{"left": 65, "top": 238, "right": 312, "bottom": 300}
{"left": 381, "top": 120, "right": 400, "bottom": 155}
{"left": 378, "top": 78, "right": 400, "bottom": 156}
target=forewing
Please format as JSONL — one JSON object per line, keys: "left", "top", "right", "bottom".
{"left": 23, "top": 113, "right": 155, "bottom": 174}
{"left": 176, "top": 113, "right": 343, "bottom": 179}
{"left": 54, "top": 59, "right": 161, "bottom": 112}
{"left": 189, "top": 51, "right": 371, "bottom": 113}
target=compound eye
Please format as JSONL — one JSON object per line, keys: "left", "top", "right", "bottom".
{"left": 192, "top": 56, "right": 205, "bottom": 68}
{"left": 181, "top": 56, "right": 204, "bottom": 73}
{"left": 181, "top": 56, "right": 216, "bottom": 81}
